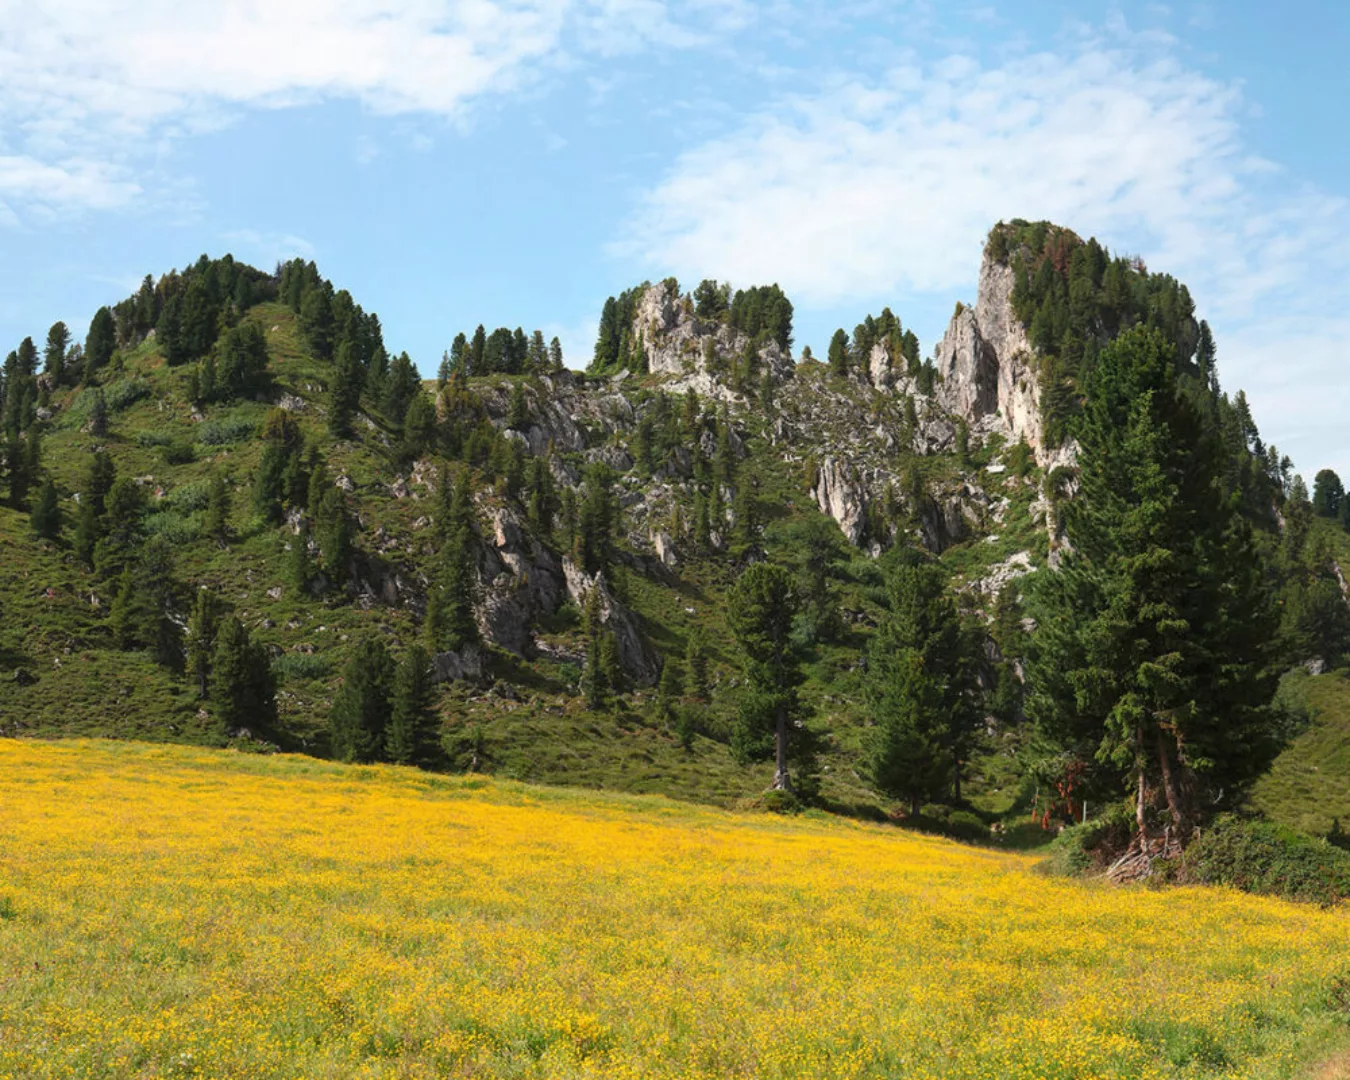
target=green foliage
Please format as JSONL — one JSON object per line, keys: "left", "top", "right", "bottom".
{"left": 329, "top": 637, "right": 395, "bottom": 763}
{"left": 1313, "top": 469, "right": 1344, "bottom": 519}
{"left": 1175, "top": 815, "right": 1350, "bottom": 906}
{"left": 29, "top": 478, "right": 59, "bottom": 540}
{"left": 386, "top": 646, "right": 436, "bottom": 766}
{"left": 211, "top": 616, "right": 277, "bottom": 736}
{"left": 728, "top": 562, "right": 816, "bottom": 796}
{"left": 1026, "top": 326, "right": 1282, "bottom": 839}
{"left": 197, "top": 411, "right": 259, "bottom": 446}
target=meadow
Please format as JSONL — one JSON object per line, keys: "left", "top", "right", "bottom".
{"left": 1, "top": 740, "right": 1349, "bottom": 1080}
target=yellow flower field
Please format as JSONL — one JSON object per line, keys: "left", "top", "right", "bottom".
{"left": 1, "top": 740, "right": 1347, "bottom": 1079}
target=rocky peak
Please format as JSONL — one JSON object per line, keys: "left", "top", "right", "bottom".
{"left": 632, "top": 281, "right": 794, "bottom": 399}
{"left": 933, "top": 250, "right": 1045, "bottom": 460}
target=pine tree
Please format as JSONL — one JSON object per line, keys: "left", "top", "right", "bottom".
{"left": 685, "top": 631, "right": 709, "bottom": 702}
{"left": 329, "top": 637, "right": 394, "bottom": 763}
{"left": 43, "top": 322, "right": 70, "bottom": 387}
{"left": 827, "top": 328, "right": 850, "bottom": 378}
{"left": 1026, "top": 326, "right": 1281, "bottom": 844}
{"left": 205, "top": 472, "right": 230, "bottom": 543}
{"left": 30, "top": 477, "right": 59, "bottom": 540}
{"left": 74, "top": 499, "right": 101, "bottom": 567}
{"left": 1313, "top": 469, "right": 1344, "bottom": 519}
{"left": 211, "top": 616, "right": 277, "bottom": 737}
{"left": 288, "top": 529, "right": 313, "bottom": 598}
{"left": 328, "top": 341, "right": 362, "bottom": 437}
{"left": 426, "top": 470, "right": 479, "bottom": 653}
{"left": 108, "top": 568, "right": 144, "bottom": 650}
{"left": 657, "top": 657, "right": 683, "bottom": 726}
{"left": 548, "top": 336, "right": 564, "bottom": 372}
{"left": 864, "top": 549, "right": 978, "bottom": 810}
{"left": 186, "top": 589, "right": 223, "bottom": 699}
{"left": 85, "top": 307, "right": 116, "bottom": 375}
{"left": 581, "top": 588, "right": 609, "bottom": 709}
{"left": 727, "top": 563, "right": 814, "bottom": 794}
{"left": 87, "top": 388, "right": 108, "bottom": 437}
{"left": 386, "top": 646, "right": 435, "bottom": 765}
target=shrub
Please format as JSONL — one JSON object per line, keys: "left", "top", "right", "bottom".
{"left": 272, "top": 653, "right": 333, "bottom": 682}
{"left": 1041, "top": 802, "right": 1136, "bottom": 877}
{"left": 135, "top": 429, "right": 173, "bottom": 448}
{"left": 143, "top": 512, "right": 199, "bottom": 546}
{"left": 159, "top": 481, "right": 211, "bottom": 514}
{"left": 197, "top": 411, "right": 259, "bottom": 446}
{"left": 73, "top": 379, "right": 150, "bottom": 418}
{"left": 159, "top": 441, "right": 196, "bottom": 465}
{"left": 1177, "top": 815, "right": 1350, "bottom": 907}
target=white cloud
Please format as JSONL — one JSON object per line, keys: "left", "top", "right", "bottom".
{"left": 617, "top": 32, "right": 1350, "bottom": 474}
{"left": 0, "top": 0, "right": 737, "bottom": 220}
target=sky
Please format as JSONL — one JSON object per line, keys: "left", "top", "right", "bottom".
{"left": 2, "top": 0, "right": 1348, "bottom": 477}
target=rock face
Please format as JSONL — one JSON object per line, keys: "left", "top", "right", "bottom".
{"left": 632, "top": 282, "right": 795, "bottom": 397}
{"left": 563, "top": 559, "right": 660, "bottom": 687}
{"left": 934, "top": 254, "right": 1045, "bottom": 459}
{"left": 814, "top": 456, "right": 867, "bottom": 546}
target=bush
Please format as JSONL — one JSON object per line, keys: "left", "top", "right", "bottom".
{"left": 159, "top": 482, "right": 210, "bottom": 514}
{"left": 1041, "top": 802, "right": 1136, "bottom": 877}
{"left": 73, "top": 379, "right": 150, "bottom": 418}
{"left": 272, "top": 653, "right": 332, "bottom": 682}
{"left": 197, "top": 411, "right": 259, "bottom": 446}
{"left": 159, "top": 441, "right": 195, "bottom": 465}
{"left": 143, "top": 512, "right": 199, "bottom": 545}
{"left": 911, "top": 804, "right": 996, "bottom": 845}
{"left": 1177, "top": 815, "right": 1350, "bottom": 906}
{"left": 135, "top": 429, "right": 173, "bottom": 448}
{"left": 760, "top": 789, "right": 802, "bottom": 815}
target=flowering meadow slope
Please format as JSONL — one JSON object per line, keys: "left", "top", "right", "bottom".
{"left": 1, "top": 739, "right": 1347, "bottom": 1079}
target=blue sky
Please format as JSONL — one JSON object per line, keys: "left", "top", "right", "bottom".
{"left": 2, "top": 1, "right": 1348, "bottom": 476}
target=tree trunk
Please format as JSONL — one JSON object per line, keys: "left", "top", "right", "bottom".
{"left": 1135, "top": 761, "right": 1148, "bottom": 839}
{"left": 1155, "top": 726, "right": 1189, "bottom": 842}
{"left": 772, "top": 705, "right": 792, "bottom": 792}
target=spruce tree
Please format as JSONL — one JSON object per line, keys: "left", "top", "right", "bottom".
{"left": 426, "top": 470, "right": 479, "bottom": 654}
{"left": 328, "top": 341, "right": 361, "bottom": 437}
{"left": 1026, "top": 326, "right": 1281, "bottom": 844}
{"left": 827, "top": 328, "right": 850, "bottom": 378}
{"left": 30, "top": 478, "right": 59, "bottom": 540}
{"left": 581, "top": 588, "right": 609, "bottom": 709}
{"left": 548, "top": 336, "right": 564, "bottom": 372}
{"left": 205, "top": 472, "right": 230, "bottom": 543}
{"left": 685, "top": 631, "right": 709, "bottom": 702}
{"left": 43, "top": 322, "right": 70, "bottom": 387}
{"left": 212, "top": 616, "right": 277, "bottom": 737}
{"left": 186, "top": 589, "right": 223, "bottom": 699}
{"left": 386, "top": 645, "right": 435, "bottom": 765}
{"left": 727, "top": 563, "right": 813, "bottom": 794}
{"left": 657, "top": 657, "right": 683, "bottom": 726}
{"left": 85, "top": 307, "right": 116, "bottom": 375}
{"left": 329, "top": 637, "right": 394, "bottom": 763}
{"left": 863, "top": 549, "right": 978, "bottom": 811}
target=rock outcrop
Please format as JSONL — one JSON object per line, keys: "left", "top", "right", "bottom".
{"left": 632, "top": 281, "right": 795, "bottom": 398}
{"left": 563, "top": 559, "right": 660, "bottom": 687}
{"left": 934, "top": 254, "right": 1045, "bottom": 459}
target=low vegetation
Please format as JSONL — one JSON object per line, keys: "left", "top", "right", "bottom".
{"left": 3, "top": 739, "right": 1350, "bottom": 1080}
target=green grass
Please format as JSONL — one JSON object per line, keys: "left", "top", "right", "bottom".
{"left": 1251, "top": 668, "right": 1350, "bottom": 837}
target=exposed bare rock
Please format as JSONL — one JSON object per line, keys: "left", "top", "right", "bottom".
{"left": 563, "top": 558, "right": 660, "bottom": 686}
{"left": 814, "top": 456, "right": 867, "bottom": 546}
{"left": 651, "top": 530, "right": 677, "bottom": 568}
{"left": 430, "top": 645, "right": 484, "bottom": 684}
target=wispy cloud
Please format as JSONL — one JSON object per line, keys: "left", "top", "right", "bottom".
{"left": 220, "top": 229, "right": 317, "bottom": 266}
{"left": 0, "top": 0, "right": 747, "bottom": 221}
{"left": 615, "top": 28, "right": 1350, "bottom": 473}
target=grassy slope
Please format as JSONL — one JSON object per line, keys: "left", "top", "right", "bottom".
{"left": 1252, "top": 667, "right": 1350, "bottom": 836}
{"left": 2, "top": 738, "right": 1349, "bottom": 1080}
{"left": 0, "top": 300, "right": 1094, "bottom": 836}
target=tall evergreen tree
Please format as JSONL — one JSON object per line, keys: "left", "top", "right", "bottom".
{"left": 425, "top": 471, "right": 479, "bottom": 653}
{"left": 85, "top": 307, "right": 116, "bottom": 375}
{"left": 205, "top": 472, "right": 231, "bottom": 543}
{"left": 386, "top": 645, "right": 435, "bottom": 765}
{"left": 211, "top": 616, "right": 277, "bottom": 736}
{"left": 727, "top": 563, "right": 813, "bottom": 794}
{"left": 30, "top": 477, "right": 59, "bottom": 540}
{"left": 43, "top": 322, "right": 70, "bottom": 387}
{"left": 1026, "top": 326, "right": 1281, "bottom": 844}
{"left": 186, "top": 589, "right": 223, "bottom": 699}
{"left": 827, "top": 328, "right": 850, "bottom": 377}
{"left": 1313, "top": 468, "right": 1344, "bottom": 519}
{"left": 329, "top": 637, "right": 394, "bottom": 763}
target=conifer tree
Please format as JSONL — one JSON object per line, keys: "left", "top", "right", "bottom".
{"left": 657, "top": 657, "right": 683, "bottom": 726}
{"left": 685, "top": 631, "right": 709, "bottom": 702}
{"left": 426, "top": 470, "right": 479, "bottom": 653}
{"left": 1026, "top": 326, "right": 1281, "bottom": 844}
{"left": 186, "top": 589, "right": 223, "bottom": 699}
{"left": 329, "top": 637, "right": 394, "bottom": 763}
{"left": 85, "top": 307, "right": 116, "bottom": 375}
{"left": 87, "top": 388, "right": 108, "bottom": 437}
{"left": 205, "top": 472, "right": 230, "bottom": 543}
{"left": 30, "top": 477, "right": 59, "bottom": 540}
{"left": 212, "top": 615, "right": 277, "bottom": 736}
{"left": 1313, "top": 469, "right": 1344, "bottom": 519}
{"left": 288, "top": 529, "right": 313, "bottom": 598}
{"left": 328, "top": 341, "right": 362, "bottom": 437}
{"left": 581, "top": 588, "right": 610, "bottom": 709}
{"left": 548, "top": 336, "right": 564, "bottom": 372}
{"left": 386, "top": 645, "right": 435, "bottom": 765}
{"left": 828, "top": 328, "right": 850, "bottom": 378}
{"left": 727, "top": 563, "right": 813, "bottom": 794}
{"left": 43, "top": 322, "right": 69, "bottom": 387}
{"left": 863, "top": 549, "right": 978, "bottom": 810}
